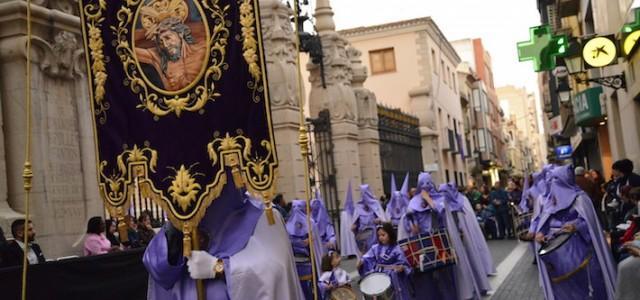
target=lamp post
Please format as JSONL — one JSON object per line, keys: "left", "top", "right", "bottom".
{"left": 556, "top": 79, "right": 572, "bottom": 102}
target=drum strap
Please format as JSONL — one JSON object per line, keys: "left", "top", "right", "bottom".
{"left": 550, "top": 252, "right": 592, "bottom": 284}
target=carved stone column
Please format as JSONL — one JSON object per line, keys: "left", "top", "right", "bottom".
{"left": 307, "top": 0, "right": 362, "bottom": 201}
{"left": 0, "top": 1, "right": 100, "bottom": 257}
{"left": 308, "top": 0, "right": 363, "bottom": 202}
{"left": 348, "top": 47, "right": 383, "bottom": 197}
{"left": 260, "top": 0, "right": 307, "bottom": 201}
{"left": 409, "top": 87, "right": 442, "bottom": 181}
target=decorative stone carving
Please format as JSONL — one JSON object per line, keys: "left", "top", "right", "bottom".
{"left": 308, "top": 32, "right": 357, "bottom": 122}
{"left": 260, "top": 0, "right": 299, "bottom": 108}
{"left": 348, "top": 46, "right": 378, "bottom": 128}
{"left": 25, "top": 31, "right": 84, "bottom": 79}
{"left": 24, "top": 0, "right": 78, "bottom": 15}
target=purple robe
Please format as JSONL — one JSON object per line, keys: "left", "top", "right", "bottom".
{"left": 143, "top": 180, "right": 303, "bottom": 300}
{"left": 534, "top": 165, "right": 616, "bottom": 300}
{"left": 439, "top": 183, "right": 486, "bottom": 299}
{"left": 529, "top": 165, "right": 555, "bottom": 233}
{"left": 339, "top": 181, "right": 359, "bottom": 257}
{"left": 352, "top": 184, "right": 386, "bottom": 255}
{"left": 441, "top": 183, "right": 494, "bottom": 294}
{"left": 386, "top": 191, "right": 408, "bottom": 228}
{"left": 397, "top": 173, "right": 459, "bottom": 300}
{"left": 287, "top": 200, "right": 325, "bottom": 300}
{"left": 311, "top": 195, "right": 337, "bottom": 253}
{"left": 360, "top": 244, "right": 413, "bottom": 300}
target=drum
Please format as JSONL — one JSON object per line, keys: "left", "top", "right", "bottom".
{"left": 538, "top": 232, "right": 592, "bottom": 283}
{"left": 358, "top": 272, "right": 394, "bottom": 300}
{"left": 510, "top": 203, "right": 532, "bottom": 238}
{"left": 398, "top": 228, "right": 457, "bottom": 272}
{"left": 330, "top": 286, "right": 357, "bottom": 300}
{"left": 355, "top": 228, "right": 374, "bottom": 254}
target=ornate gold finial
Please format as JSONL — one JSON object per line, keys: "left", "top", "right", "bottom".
{"left": 298, "top": 126, "right": 309, "bottom": 156}
{"left": 22, "top": 161, "right": 33, "bottom": 192}
{"left": 183, "top": 222, "right": 192, "bottom": 257}
{"left": 140, "top": 0, "right": 190, "bottom": 39}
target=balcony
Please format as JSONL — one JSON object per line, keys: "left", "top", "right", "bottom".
{"left": 443, "top": 129, "right": 458, "bottom": 153}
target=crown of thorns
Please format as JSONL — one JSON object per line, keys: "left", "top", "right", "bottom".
{"left": 140, "top": 0, "right": 189, "bottom": 39}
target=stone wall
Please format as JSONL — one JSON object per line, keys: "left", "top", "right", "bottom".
{"left": 0, "top": 1, "right": 101, "bottom": 258}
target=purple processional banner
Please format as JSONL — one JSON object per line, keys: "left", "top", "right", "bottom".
{"left": 78, "top": 0, "right": 277, "bottom": 241}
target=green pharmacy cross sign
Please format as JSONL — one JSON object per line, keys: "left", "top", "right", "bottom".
{"left": 517, "top": 25, "right": 569, "bottom": 72}
{"left": 622, "top": 8, "right": 640, "bottom": 57}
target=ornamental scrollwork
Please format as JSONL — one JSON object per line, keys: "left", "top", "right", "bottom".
{"left": 239, "top": 0, "right": 263, "bottom": 103}
{"left": 82, "top": 0, "right": 109, "bottom": 124}
{"left": 98, "top": 144, "right": 159, "bottom": 207}
{"left": 207, "top": 133, "right": 276, "bottom": 192}
{"left": 166, "top": 164, "right": 204, "bottom": 211}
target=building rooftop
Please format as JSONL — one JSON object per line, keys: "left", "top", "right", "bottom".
{"left": 339, "top": 17, "right": 460, "bottom": 63}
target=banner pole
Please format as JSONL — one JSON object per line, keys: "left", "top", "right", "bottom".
{"left": 191, "top": 229, "right": 205, "bottom": 300}
{"left": 292, "top": 1, "right": 318, "bottom": 300}
{"left": 21, "top": 1, "right": 34, "bottom": 300}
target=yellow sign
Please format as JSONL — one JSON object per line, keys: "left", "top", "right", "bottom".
{"left": 582, "top": 36, "right": 618, "bottom": 68}
{"left": 623, "top": 30, "right": 640, "bottom": 56}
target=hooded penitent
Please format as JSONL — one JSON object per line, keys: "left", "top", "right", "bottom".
{"left": 339, "top": 180, "right": 359, "bottom": 257}
{"left": 352, "top": 184, "right": 386, "bottom": 254}
{"left": 398, "top": 173, "right": 461, "bottom": 300}
{"left": 440, "top": 182, "right": 494, "bottom": 295}
{"left": 144, "top": 173, "right": 304, "bottom": 300}
{"left": 311, "top": 190, "right": 336, "bottom": 253}
{"left": 286, "top": 199, "right": 325, "bottom": 300}
{"left": 533, "top": 165, "right": 616, "bottom": 300}
{"left": 386, "top": 174, "right": 408, "bottom": 227}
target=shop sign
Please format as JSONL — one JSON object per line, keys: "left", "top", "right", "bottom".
{"left": 555, "top": 145, "right": 573, "bottom": 160}
{"left": 549, "top": 115, "right": 563, "bottom": 136}
{"left": 573, "top": 86, "right": 604, "bottom": 126}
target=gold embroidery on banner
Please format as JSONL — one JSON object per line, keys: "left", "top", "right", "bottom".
{"left": 207, "top": 133, "right": 275, "bottom": 193}
{"left": 111, "top": 0, "right": 230, "bottom": 118}
{"left": 83, "top": 0, "right": 109, "bottom": 124}
{"left": 239, "top": 0, "right": 263, "bottom": 103}
{"left": 166, "top": 164, "right": 203, "bottom": 211}
{"left": 98, "top": 144, "right": 159, "bottom": 208}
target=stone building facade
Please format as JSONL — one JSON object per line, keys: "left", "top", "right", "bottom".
{"left": 339, "top": 17, "right": 468, "bottom": 187}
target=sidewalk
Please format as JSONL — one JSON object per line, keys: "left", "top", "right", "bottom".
{"left": 490, "top": 248, "right": 543, "bottom": 300}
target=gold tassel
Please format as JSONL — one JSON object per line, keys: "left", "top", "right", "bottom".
{"left": 262, "top": 192, "right": 275, "bottom": 225}
{"left": 116, "top": 207, "right": 129, "bottom": 242}
{"left": 183, "top": 222, "right": 192, "bottom": 258}
{"left": 225, "top": 153, "right": 245, "bottom": 189}
{"left": 231, "top": 165, "right": 244, "bottom": 189}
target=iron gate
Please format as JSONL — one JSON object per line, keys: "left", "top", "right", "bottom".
{"left": 307, "top": 109, "right": 340, "bottom": 228}
{"left": 377, "top": 105, "right": 423, "bottom": 197}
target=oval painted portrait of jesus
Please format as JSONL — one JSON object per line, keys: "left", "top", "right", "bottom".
{"left": 132, "top": 0, "right": 210, "bottom": 94}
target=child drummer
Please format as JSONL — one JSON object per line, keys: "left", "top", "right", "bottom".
{"left": 318, "top": 250, "right": 351, "bottom": 299}
{"left": 357, "top": 222, "right": 413, "bottom": 300}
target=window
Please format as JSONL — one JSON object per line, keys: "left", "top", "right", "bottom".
{"left": 369, "top": 48, "right": 396, "bottom": 74}
{"left": 452, "top": 73, "right": 457, "bottom": 93}
{"left": 454, "top": 171, "right": 458, "bottom": 185}
{"left": 432, "top": 49, "right": 437, "bottom": 74}
{"left": 445, "top": 169, "right": 450, "bottom": 183}
{"left": 441, "top": 60, "right": 446, "bottom": 83}
{"left": 473, "top": 89, "right": 481, "bottom": 111}
{"left": 447, "top": 66, "right": 451, "bottom": 86}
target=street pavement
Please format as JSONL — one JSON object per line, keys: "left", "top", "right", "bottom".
{"left": 339, "top": 238, "right": 544, "bottom": 299}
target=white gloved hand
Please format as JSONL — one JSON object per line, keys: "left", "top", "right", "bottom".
{"left": 187, "top": 250, "right": 218, "bottom": 279}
